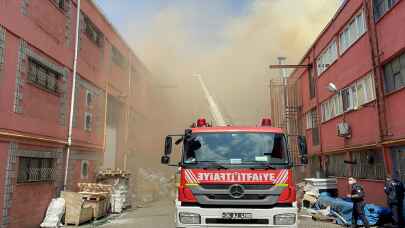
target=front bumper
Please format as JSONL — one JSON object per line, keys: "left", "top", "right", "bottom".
{"left": 175, "top": 201, "right": 298, "bottom": 228}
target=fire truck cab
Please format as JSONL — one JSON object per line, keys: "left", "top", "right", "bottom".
{"left": 161, "top": 118, "right": 301, "bottom": 228}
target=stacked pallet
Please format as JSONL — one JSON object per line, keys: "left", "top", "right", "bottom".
{"left": 77, "top": 183, "right": 113, "bottom": 219}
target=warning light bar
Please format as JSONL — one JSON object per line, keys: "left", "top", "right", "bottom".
{"left": 196, "top": 118, "right": 207, "bottom": 127}
{"left": 261, "top": 118, "right": 272, "bottom": 127}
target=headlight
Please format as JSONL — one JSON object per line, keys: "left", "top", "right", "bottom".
{"left": 179, "top": 212, "right": 201, "bottom": 224}
{"left": 274, "top": 213, "right": 296, "bottom": 225}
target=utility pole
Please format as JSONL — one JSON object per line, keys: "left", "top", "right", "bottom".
{"left": 64, "top": 0, "right": 81, "bottom": 191}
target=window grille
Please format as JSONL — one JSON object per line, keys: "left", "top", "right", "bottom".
{"left": 17, "top": 157, "right": 55, "bottom": 183}
{"left": 327, "top": 153, "right": 348, "bottom": 177}
{"left": 352, "top": 150, "right": 386, "bottom": 180}
{"left": 28, "top": 58, "right": 60, "bottom": 93}
{"left": 52, "top": 0, "right": 65, "bottom": 10}
{"left": 391, "top": 147, "right": 405, "bottom": 182}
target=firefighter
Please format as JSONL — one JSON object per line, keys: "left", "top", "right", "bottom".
{"left": 347, "top": 177, "right": 370, "bottom": 228}
{"left": 384, "top": 174, "right": 405, "bottom": 228}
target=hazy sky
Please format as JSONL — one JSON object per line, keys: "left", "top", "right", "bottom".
{"left": 96, "top": 0, "right": 251, "bottom": 49}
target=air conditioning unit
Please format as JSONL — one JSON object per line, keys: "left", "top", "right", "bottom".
{"left": 337, "top": 122, "right": 351, "bottom": 138}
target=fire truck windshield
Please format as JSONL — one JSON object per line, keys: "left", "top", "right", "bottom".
{"left": 183, "top": 133, "right": 289, "bottom": 168}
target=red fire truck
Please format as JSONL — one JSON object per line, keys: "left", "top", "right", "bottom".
{"left": 161, "top": 118, "right": 307, "bottom": 228}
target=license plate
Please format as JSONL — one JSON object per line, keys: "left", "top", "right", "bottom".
{"left": 222, "top": 212, "right": 253, "bottom": 220}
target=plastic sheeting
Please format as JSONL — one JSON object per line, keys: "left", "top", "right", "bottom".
{"left": 40, "top": 198, "right": 65, "bottom": 228}
{"left": 316, "top": 193, "right": 390, "bottom": 225}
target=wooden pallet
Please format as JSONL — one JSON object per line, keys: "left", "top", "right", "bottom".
{"left": 79, "top": 192, "right": 109, "bottom": 201}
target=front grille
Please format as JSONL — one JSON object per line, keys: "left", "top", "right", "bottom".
{"left": 206, "top": 218, "right": 269, "bottom": 224}
{"left": 207, "top": 194, "right": 267, "bottom": 200}
{"left": 200, "top": 184, "right": 272, "bottom": 190}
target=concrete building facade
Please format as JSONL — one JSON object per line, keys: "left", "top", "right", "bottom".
{"left": 0, "top": 0, "right": 150, "bottom": 227}
{"left": 284, "top": 0, "right": 405, "bottom": 206}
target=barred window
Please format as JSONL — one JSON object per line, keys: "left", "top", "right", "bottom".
{"left": 111, "top": 45, "right": 127, "bottom": 68}
{"left": 327, "top": 153, "right": 348, "bottom": 177}
{"left": 52, "top": 0, "right": 65, "bottom": 10}
{"left": 28, "top": 59, "right": 60, "bottom": 93}
{"left": 352, "top": 150, "right": 386, "bottom": 180}
{"left": 391, "top": 146, "right": 405, "bottom": 182}
{"left": 83, "top": 14, "right": 103, "bottom": 47}
{"left": 17, "top": 157, "right": 55, "bottom": 183}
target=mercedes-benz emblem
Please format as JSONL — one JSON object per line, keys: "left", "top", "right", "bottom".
{"left": 229, "top": 184, "right": 245, "bottom": 199}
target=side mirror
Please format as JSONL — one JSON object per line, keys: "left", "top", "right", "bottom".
{"left": 164, "top": 136, "right": 173, "bottom": 155}
{"left": 298, "top": 136, "right": 308, "bottom": 165}
{"left": 161, "top": 155, "right": 170, "bottom": 164}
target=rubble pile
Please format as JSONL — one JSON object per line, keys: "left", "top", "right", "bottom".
{"left": 41, "top": 168, "right": 132, "bottom": 226}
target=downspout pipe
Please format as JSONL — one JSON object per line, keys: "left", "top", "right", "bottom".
{"left": 64, "top": 0, "right": 81, "bottom": 191}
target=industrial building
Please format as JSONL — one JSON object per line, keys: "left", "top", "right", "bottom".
{"left": 275, "top": 0, "right": 405, "bottom": 206}
{"left": 0, "top": 0, "right": 151, "bottom": 227}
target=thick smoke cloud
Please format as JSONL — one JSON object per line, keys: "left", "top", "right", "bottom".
{"left": 122, "top": 0, "right": 341, "bottom": 202}
{"left": 130, "top": 0, "right": 340, "bottom": 125}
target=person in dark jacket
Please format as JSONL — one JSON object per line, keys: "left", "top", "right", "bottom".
{"left": 347, "top": 177, "right": 370, "bottom": 228}
{"left": 384, "top": 174, "right": 405, "bottom": 228}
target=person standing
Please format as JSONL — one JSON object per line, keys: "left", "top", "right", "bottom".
{"left": 384, "top": 174, "right": 405, "bottom": 228}
{"left": 347, "top": 177, "right": 370, "bottom": 228}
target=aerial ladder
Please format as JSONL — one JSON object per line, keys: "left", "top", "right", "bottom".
{"left": 195, "top": 74, "right": 227, "bottom": 126}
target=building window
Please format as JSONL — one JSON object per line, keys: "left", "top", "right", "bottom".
{"left": 52, "top": 0, "right": 65, "bottom": 10}
{"left": 28, "top": 58, "right": 59, "bottom": 93}
{"left": 352, "top": 150, "right": 386, "bottom": 180}
{"left": 81, "top": 160, "right": 89, "bottom": 179}
{"left": 321, "top": 93, "right": 343, "bottom": 122}
{"left": 111, "top": 46, "right": 127, "bottom": 68}
{"left": 17, "top": 157, "right": 55, "bottom": 183}
{"left": 327, "top": 153, "right": 348, "bottom": 177}
{"left": 339, "top": 9, "right": 366, "bottom": 54}
{"left": 83, "top": 14, "right": 103, "bottom": 47}
{"left": 317, "top": 40, "right": 338, "bottom": 75}
{"left": 390, "top": 146, "right": 405, "bottom": 182}
{"left": 321, "top": 73, "right": 376, "bottom": 121}
{"left": 306, "top": 109, "right": 320, "bottom": 146}
{"left": 306, "top": 109, "right": 317, "bottom": 129}
{"left": 341, "top": 85, "right": 358, "bottom": 112}
{"left": 384, "top": 52, "right": 405, "bottom": 93}
{"left": 85, "top": 90, "right": 93, "bottom": 107}
{"left": 309, "top": 68, "right": 316, "bottom": 98}
{"left": 84, "top": 112, "right": 92, "bottom": 131}
{"left": 374, "top": 0, "right": 398, "bottom": 21}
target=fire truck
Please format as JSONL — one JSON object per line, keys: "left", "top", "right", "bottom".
{"left": 161, "top": 117, "right": 307, "bottom": 228}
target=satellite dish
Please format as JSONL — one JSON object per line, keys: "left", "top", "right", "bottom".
{"left": 327, "top": 83, "right": 338, "bottom": 93}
